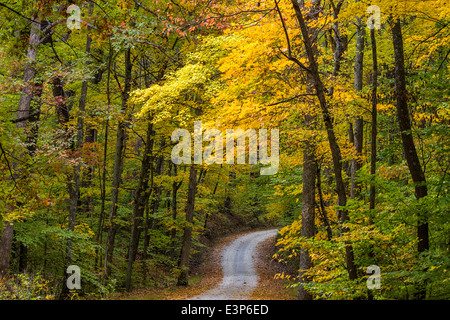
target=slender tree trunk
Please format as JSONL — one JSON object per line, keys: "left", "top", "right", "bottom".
{"left": 61, "top": 7, "right": 95, "bottom": 293}
{"left": 286, "top": 0, "right": 320, "bottom": 300}
{"left": 391, "top": 18, "right": 428, "bottom": 298}
{"left": 96, "top": 46, "right": 113, "bottom": 268}
{"left": 170, "top": 165, "right": 182, "bottom": 258}
{"left": 125, "top": 121, "right": 154, "bottom": 291}
{"left": 203, "top": 167, "right": 221, "bottom": 232}
{"left": 78, "top": 2, "right": 95, "bottom": 214}
{"left": 275, "top": 0, "right": 318, "bottom": 296}
{"left": 316, "top": 164, "right": 333, "bottom": 240}
{"left": 290, "top": 0, "right": 357, "bottom": 281}
{"left": 177, "top": 165, "right": 197, "bottom": 286}
{"left": 328, "top": 0, "right": 347, "bottom": 96}
{"left": 52, "top": 75, "right": 78, "bottom": 300}
{"left": 142, "top": 139, "right": 165, "bottom": 256}
{"left": 141, "top": 200, "right": 151, "bottom": 284}
{"left": 365, "top": 25, "right": 379, "bottom": 301}
{"left": 369, "top": 27, "right": 378, "bottom": 212}
{"left": 146, "top": 139, "right": 165, "bottom": 234}
{"left": 351, "top": 1, "right": 365, "bottom": 200}
{"left": 104, "top": 47, "right": 132, "bottom": 280}
{"left": 298, "top": 141, "right": 317, "bottom": 300}
{"left": 16, "top": 15, "right": 40, "bottom": 130}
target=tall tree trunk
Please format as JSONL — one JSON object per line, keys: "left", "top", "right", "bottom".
{"left": 104, "top": 47, "right": 133, "bottom": 280}
{"left": 145, "top": 139, "right": 165, "bottom": 237}
{"left": 369, "top": 27, "right": 378, "bottom": 212}
{"left": 366, "top": 25, "right": 379, "bottom": 301}
{"left": 125, "top": 121, "right": 154, "bottom": 291}
{"left": 391, "top": 18, "right": 428, "bottom": 298}
{"left": 96, "top": 45, "right": 113, "bottom": 268}
{"left": 16, "top": 14, "right": 40, "bottom": 131}
{"left": 290, "top": 0, "right": 357, "bottom": 281}
{"left": 52, "top": 76, "right": 77, "bottom": 300}
{"left": 328, "top": 0, "right": 347, "bottom": 95}
{"left": 170, "top": 164, "right": 182, "bottom": 258}
{"left": 351, "top": 10, "right": 365, "bottom": 199}
{"left": 298, "top": 141, "right": 317, "bottom": 300}
{"left": 142, "top": 139, "right": 165, "bottom": 259}
{"left": 177, "top": 165, "right": 197, "bottom": 286}
{"left": 0, "top": 13, "right": 40, "bottom": 278}
{"left": 295, "top": 0, "right": 320, "bottom": 299}
{"left": 62, "top": 6, "right": 95, "bottom": 295}
{"left": 78, "top": 1, "right": 95, "bottom": 214}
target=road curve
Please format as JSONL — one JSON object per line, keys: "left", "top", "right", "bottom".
{"left": 190, "top": 229, "right": 278, "bottom": 300}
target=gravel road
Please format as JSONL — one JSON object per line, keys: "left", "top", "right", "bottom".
{"left": 190, "top": 229, "right": 278, "bottom": 300}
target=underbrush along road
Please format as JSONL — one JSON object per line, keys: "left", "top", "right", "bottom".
{"left": 190, "top": 229, "right": 278, "bottom": 300}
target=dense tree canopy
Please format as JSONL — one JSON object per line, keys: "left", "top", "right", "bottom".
{"left": 0, "top": 0, "right": 448, "bottom": 300}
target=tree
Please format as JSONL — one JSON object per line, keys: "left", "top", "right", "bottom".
{"left": 104, "top": 47, "right": 133, "bottom": 280}
{"left": 0, "top": 10, "right": 41, "bottom": 278}
{"left": 0, "top": 0, "right": 448, "bottom": 301}
{"left": 391, "top": 16, "right": 428, "bottom": 298}
{"left": 279, "top": 0, "right": 320, "bottom": 301}
{"left": 290, "top": 0, "right": 357, "bottom": 281}
{"left": 369, "top": 25, "right": 378, "bottom": 214}
{"left": 351, "top": 0, "right": 365, "bottom": 200}
{"left": 177, "top": 165, "right": 198, "bottom": 286}
{"left": 125, "top": 121, "right": 154, "bottom": 291}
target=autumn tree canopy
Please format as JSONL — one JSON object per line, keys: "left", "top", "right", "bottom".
{"left": 0, "top": 0, "right": 448, "bottom": 300}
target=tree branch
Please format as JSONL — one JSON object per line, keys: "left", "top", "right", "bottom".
{"left": 133, "top": 0, "right": 158, "bottom": 16}
{"left": 267, "top": 93, "right": 316, "bottom": 106}
{"left": 0, "top": 141, "right": 19, "bottom": 191}
{"left": 274, "top": 0, "right": 312, "bottom": 74}
{"left": 10, "top": 111, "right": 41, "bottom": 124}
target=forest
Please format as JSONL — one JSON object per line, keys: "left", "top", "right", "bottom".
{"left": 0, "top": 0, "right": 448, "bottom": 301}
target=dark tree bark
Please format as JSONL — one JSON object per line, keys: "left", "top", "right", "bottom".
{"left": 96, "top": 45, "right": 115, "bottom": 270}
{"left": 290, "top": 0, "right": 357, "bottom": 281}
{"left": 177, "top": 165, "right": 197, "bottom": 286}
{"left": 125, "top": 121, "right": 154, "bottom": 291}
{"left": 369, "top": 27, "right": 378, "bottom": 212}
{"left": 142, "top": 139, "right": 165, "bottom": 257}
{"left": 316, "top": 164, "right": 333, "bottom": 240}
{"left": 170, "top": 164, "right": 183, "bottom": 258}
{"left": 391, "top": 18, "right": 429, "bottom": 298}
{"left": 78, "top": 1, "right": 95, "bottom": 215}
{"left": 298, "top": 141, "right": 317, "bottom": 300}
{"left": 104, "top": 47, "right": 133, "bottom": 280}
{"left": 52, "top": 75, "right": 77, "bottom": 300}
{"left": 96, "top": 47, "right": 113, "bottom": 269}
{"left": 328, "top": 0, "right": 347, "bottom": 95}
{"left": 351, "top": 1, "right": 365, "bottom": 200}
{"left": 52, "top": 77, "right": 71, "bottom": 126}
{"left": 391, "top": 19, "right": 428, "bottom": 244}
{"left": 296, "top": 0, "right": 320, "bottom": 299}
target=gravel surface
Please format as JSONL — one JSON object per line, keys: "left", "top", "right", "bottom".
{"left": 190, "top": 229, "right": 279, "bottom": 300}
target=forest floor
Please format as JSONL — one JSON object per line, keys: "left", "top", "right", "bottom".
{"left": 114, "top": 228, "right": 296, "bottom": 300}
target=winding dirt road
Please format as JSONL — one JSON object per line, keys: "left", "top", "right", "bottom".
{"left": 191, "top": 229, "right": 278, "bottom": 300}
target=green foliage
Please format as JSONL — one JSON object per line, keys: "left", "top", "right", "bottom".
{"left": 0, "top": 273, "right": 55, "bottom": 300}
{"left": 0, "top": 0, "right": 448, "bottom": 301}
